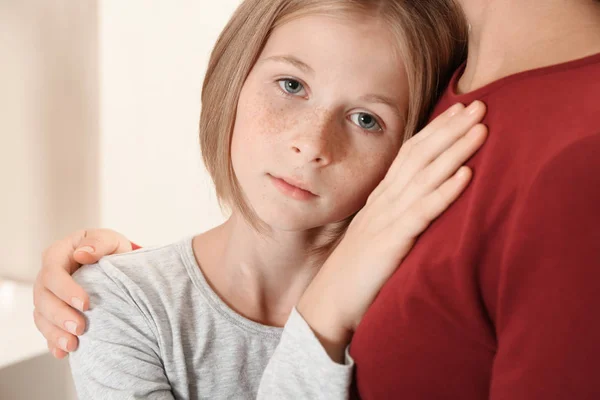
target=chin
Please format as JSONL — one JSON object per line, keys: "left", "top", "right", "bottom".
{"left": 251, "top": 202, "right": 326, "bottom": 232}
{"left": 257, "top": 209, "right": 322, "bottom": 232}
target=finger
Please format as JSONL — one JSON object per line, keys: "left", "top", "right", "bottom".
{"left": 38, "top": 227, "right": 132, "bottom": 313}
{"left": 47, "top": 340, "right": 68, "bottom": 359}
{"left": 37, "top": 249, "right": 90, "bottom": 313}
{"left": 416, "top": 101, "right": 485, "bottom": 149}
{"left": 34, "top": 309, "right": 79, "bottom": 353}
{"left": 72, "top": 229, "right": 133, "bottom": 265}
{"left": 396, "top": 101, "right": 485, "bottom": 177}
{"left": 368, "top": 104, "right": 467, "bottom": 205}
{"left": 383, "top": 101, "right": 485, "bottom": 197}
{"left": 52, "top": 347, "right": 68, "bottom": 359}
{"left": 408, "top": 102, "right": 468, "bottom": 145}
{"left": 386, "top": 102, "right": 468, "bottom": 177}
{"left": 388, "top": 122, "right": 487, "bottom": 211}
{"left": 54, "top": 349, "right": 68, "bottom": 359}
{"left": 415, "top": 123, "right": 487, "bottom": 195}
{"left": 34, "top": 286, "right": 86, "bottom": 336}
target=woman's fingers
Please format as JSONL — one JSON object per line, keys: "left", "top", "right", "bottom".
{"left": 33, "top": 286, "right": 86, "bottom": 336}
{"left": 33, "top": 309, "right": 79, "bottom": 354}
{"left": 35, "top": 228, "right": 133, "bottom": 359}
{"left": 38, "top": 249, "right": 90, "bottom": 313}
{"left": 37, "top": 236, "right": 91, "bottom": 315}
{"left": 72, "top": 228, "right": 133, "bottom": 265}
{"left": 37, "top": 228, "right": 132, "bottom": 316}
{"left": 50, "top": 345, "right": 68, "bottom": 359}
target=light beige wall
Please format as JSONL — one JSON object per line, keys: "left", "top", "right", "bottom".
{"left": 0, "top": 0, "right": 99, "bottom": 282}
{"left": 1, "top": 0, "right": 242, "bottom": 276}
{"left": 98, "top": 0, "right": 241, "bottom": 245}
{"left": 0, "top": 2, "right": 241, "bottom": 398}
{"left": 1, "top": 1, "right": 98, "bottom": 398}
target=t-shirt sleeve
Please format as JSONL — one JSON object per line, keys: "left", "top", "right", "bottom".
{"left": 257, "top": 308, "right": 354, "bottom": 399}
{"left": 491, "top": 133, "right": 600, "bottom": 399}
{"left": 69, "top": 261, "right": 175, "bottom": 400}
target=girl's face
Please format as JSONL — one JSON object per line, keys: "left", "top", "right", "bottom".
{"left": 231, "top": 13, "right": 410, "bottom": 231}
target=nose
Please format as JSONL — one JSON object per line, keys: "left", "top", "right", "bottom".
{"left": 289, "top": 115, "right": 336, "bottom": 167}
{"left": 290, "top": 141, "right": 331, "bottom": 166}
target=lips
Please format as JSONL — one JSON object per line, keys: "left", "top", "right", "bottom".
{"left": 268, "top": 174, "right": 318, "bottom": 200}
{"left": 281, "top": 176, "right": 315, "bottom": 194}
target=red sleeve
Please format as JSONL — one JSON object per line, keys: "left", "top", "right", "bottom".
{"left": 491, "top": 133, "right": 600, "bottom": 400}
{"left": 131, "top": 242, "right": 142, "bottom": 251}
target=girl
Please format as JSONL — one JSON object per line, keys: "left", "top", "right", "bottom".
{"left": 34, "top": 0, "right": 485, "bottom": 398}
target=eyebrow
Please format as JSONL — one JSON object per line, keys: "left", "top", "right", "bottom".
{"left": 260, "top": 55, "right": 315, "bottom": 74}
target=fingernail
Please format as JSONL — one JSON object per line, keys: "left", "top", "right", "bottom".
{"left": 72, "top": 297, "right": 84, "bottom": 312}
{"left": 64, "top": 321, "right": 78, "bottom": 335}
{"left": 52, "top": 348, "right": 59, "bottom": 358}
{"left": 58, "top": 337, "right": 69, "bottom": 352}
{"left": 467, "top": 101, "right": 481, "bottom": 115}
{"left": 75, "top": 246, "right": 95, "bottom": 254}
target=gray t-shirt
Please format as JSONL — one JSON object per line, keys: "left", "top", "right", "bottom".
{"left": 69, "top": 237, "right": 353, "bottom": 399}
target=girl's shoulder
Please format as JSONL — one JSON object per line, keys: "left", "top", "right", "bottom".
{"left": 74, "top": 237, "right": 194, "bottom": 296}
{"left": 72, "top": 237, "right": 202, "bottom": 326}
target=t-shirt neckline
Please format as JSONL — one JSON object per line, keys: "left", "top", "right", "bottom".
{"left": 446, "top": 51, "right": 600, "bottom": 102}
{"left": 180, "top": 236, "right": 284, "bottom": 338}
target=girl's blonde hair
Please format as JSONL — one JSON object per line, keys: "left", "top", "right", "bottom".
{"left": 200, "top": 0, "right": 468, "bottom": 232}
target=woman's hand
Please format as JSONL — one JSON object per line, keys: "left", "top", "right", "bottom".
{"left": 297, "top": 101, "right": 488, "bottom": 362}
{"left": 33, "top": 229, "right": 133, "bottom": 359}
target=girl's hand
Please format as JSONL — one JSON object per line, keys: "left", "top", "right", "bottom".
{"left": 297, "top": 101, "right": 488, "bottom": 362}
{"left": 33, "top": 228, "right": 133, "bottom": 359}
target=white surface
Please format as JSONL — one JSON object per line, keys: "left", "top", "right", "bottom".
{"left": 0, "top": 280, "right": 48, "bottom": 370}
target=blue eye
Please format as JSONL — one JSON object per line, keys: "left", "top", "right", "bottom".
{"left": 278, "top": 79, "right": 305, "bottom": 95}
{"left": 350, "top": 112, "right": 382, "bottom": 132}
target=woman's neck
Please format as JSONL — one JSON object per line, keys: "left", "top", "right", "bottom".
{"left": 458, "top": 0, "right": 600, "bottom": 93}
{"left": 193, "top": 213, "right": 334, "bottom": 327}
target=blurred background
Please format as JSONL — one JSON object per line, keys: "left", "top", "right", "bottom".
{"left": 0, "top": 1, "right": 241, "bottom": 397}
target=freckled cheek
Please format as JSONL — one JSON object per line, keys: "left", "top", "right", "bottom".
{"left": 338, "top": 148, "right": 396, "bottom": 198}
{"left": 325, "top": 158, "right": 391, "bottom": 220}
{"left": 235, "top": 92, "right": 297, "bottom": 144}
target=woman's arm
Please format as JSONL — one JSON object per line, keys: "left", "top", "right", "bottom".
{"left": 257, "top": 101, "right": 488, "bottom": 398}
{"left": 68, "top": 259, "right": 174, "bottom": 399}
{"left": 487, "top": 133, "right": 600, "bottom": 399}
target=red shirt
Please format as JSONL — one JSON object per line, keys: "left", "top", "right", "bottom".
{"left": 350, "top": 53, "right": 600, "bottom": 399}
